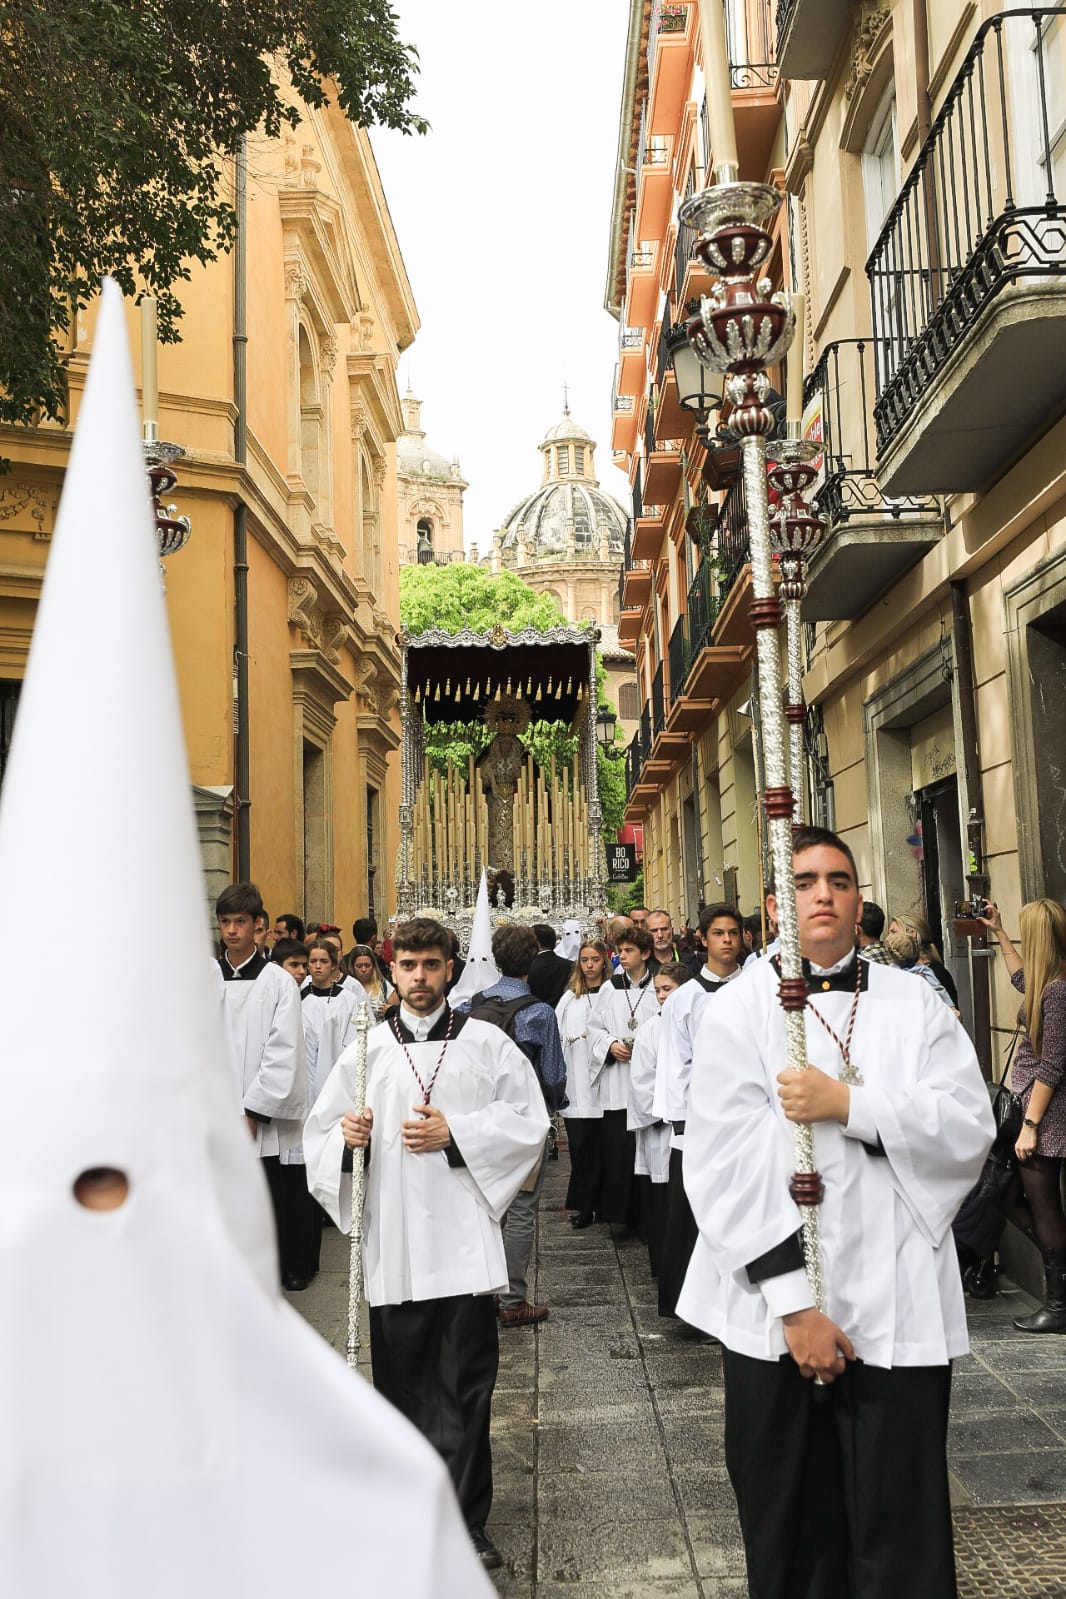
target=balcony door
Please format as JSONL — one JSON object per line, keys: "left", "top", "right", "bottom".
{"left": 862, "top": 89, "right": 902, "bottom": 387}
{"left": 1008, "top": 11, "right": 1066, "bottom": 208}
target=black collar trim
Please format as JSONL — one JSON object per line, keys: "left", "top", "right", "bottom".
{"left": 391, "top": 1005, "right": 470, "bottom": 1045}
{"left": 770, "top": 949, "right": 869, "bottom": 995}
{"left": 218, "top": 951, "right": 268, "bottom": 982}
{"left": 611, "top": 970, "right": 652, "bottom": 991}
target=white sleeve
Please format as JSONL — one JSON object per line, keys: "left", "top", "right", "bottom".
{"left": 628, "top": 1016, "right": 661, "bottom": 1129}
{"left": 243, "top": 973, "right": 308, "bottom": 1122}
{"left": 652, "top": 986, "right": 689, "bottom": 1123}
{"left": 586, "top": 985, "right": 617, "bottom": 1084}
{"left": 841, "top": 991, "right": 995, "bottom": 1244}
{"left": 445, "top": 1037, "right": 551, "bottom": 1221}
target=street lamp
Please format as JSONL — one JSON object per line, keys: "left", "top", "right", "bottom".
{"left": 665, "top": 321, "right": 721, "bottom": 434}
{"left": 596, "top": 705, "right": 619, "bottom": 755}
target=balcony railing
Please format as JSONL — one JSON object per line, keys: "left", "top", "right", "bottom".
{"left": 648, "top": 0, "right": 691, "bottom": 83}
{"left": 620, "top": 327, "right": 644, "bottom": 353}
{"left": 687, "top": 555, "right": 721, "bottom": 658}
{"left": 632, "top": 460, "right": 644, "bottom": 523}
{"left": 803, "top": 340, "right": 939, "bottom": 523}
{"left": 640, "top": 701, "right": 653, "bottom": 761}
{"left": 637, "top": 103, "right": 671, "bottom": 176}
{"left": 668, "top": 615, "right": 689, "bottom": 703}
{"left": 625, "top": 731, "right": 644, "bottom": 799}
{"left": 724, "top": 0, "right": 778, "bottom": 90}
{"left": 652, "top": 661, "right": 667, "bottom": 735}
{"left": 716, "top": 471, "right": 750, "bottom": 601}
{"left": 867, "top": 9, "right": 1066, "bottom": 457}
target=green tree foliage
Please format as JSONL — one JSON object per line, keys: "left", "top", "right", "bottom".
{"left": 0, "top": 0, "right": 427, "bottom": 427}
{"left": 399, "top": 563, "right": 625, "bottom": 852}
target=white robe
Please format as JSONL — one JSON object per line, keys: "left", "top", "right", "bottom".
{"left": 556, "top": 989, "right": 604, "bottom": 1120}
{"left": 284, "top": 986, "right": 362, "bottom": 1167}
{"left": 628, "top": 1010, "right": 672, "bottom": 1182}
{"left": 586, "top": 973, "right": 655, "bottom": 1112}
{"left": 653, "top": 967, "right": 742, "bottom": 1150}
{"left": 304, "top": 1014, "right": 550, "bottom": 1306}
{"left": 220, "top": 959, "right": 307, "bottom": 1158}
{"left": 678, "top": 956, "right": 995, "bottom": 1368}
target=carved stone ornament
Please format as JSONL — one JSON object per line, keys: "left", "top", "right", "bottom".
{"left": 372, "top": 456, "right": 387, "bottom": 489}
{"left": 359, "top": 314, "right": 375, "bottom": 350}
{"left": 356, "top": 658, "right": 379, "bottom": 705}
{"left": 846, "top": 1, "right": 890, "bottom": 102}
{"left": 351, "top": 402, "right": 368, "bottom": 441}
{"left": 287, "top": 574, "right": 345, "bottom": 664}
{"left": 0, "top": 480, "right": 54, "bottom": 540}
{"left": 322, "top": 334, "right": 338, "bottom": 375}
{"left": 285, "top": 262, "right": 308, "bottom": 303}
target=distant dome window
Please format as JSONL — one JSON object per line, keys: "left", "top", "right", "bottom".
{"left": 557, "top": 445, "right": 570, "bottom": 474}
{"left": 416, "top": 518, "right": 434, "bottom": 563}
{"left": 574, "top": 445, "right": 585, "bottom": 473}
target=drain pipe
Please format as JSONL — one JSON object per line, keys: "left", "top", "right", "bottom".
{"left": 951, "top": 580, "right": 992, "bottom": 1077}
{"left": 233, "top": 137, "right": 251, "bottom": 880}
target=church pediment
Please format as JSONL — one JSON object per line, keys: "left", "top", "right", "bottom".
{"left": 279, "top": 188, "right": 362, "bottom": 327}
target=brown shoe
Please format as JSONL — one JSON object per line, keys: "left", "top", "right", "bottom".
{"left": 498, "top": 1301, "right": 549, "bottom": 1326}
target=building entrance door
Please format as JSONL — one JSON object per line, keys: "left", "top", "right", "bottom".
{"left": 917, "top": 775, "right": 973, "bottom": 1033}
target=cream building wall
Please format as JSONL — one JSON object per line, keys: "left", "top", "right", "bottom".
{"left": 395, "top": 389, "right": 468, "bottom": 566}
{"left": 0, "top": 97, "right": 418, "bottom": 931}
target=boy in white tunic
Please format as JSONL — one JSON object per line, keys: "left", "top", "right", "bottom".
{"left": 217, "top": 880, "right": 308, "bottom": 1288}
{"left": 654, "top": 902, "right": 743, "bottom": 1317}
{"left": 304, "top": 916, "right": 549, "bottom": 1571}
{"left": 680, "top": 827, "right": 995, "bottom": 1599}
{"left": 587, "top": 924, "right": 655, "bottom": 1228}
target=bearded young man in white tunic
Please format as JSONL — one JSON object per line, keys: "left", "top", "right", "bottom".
{"left": 653, "top": 902, "right": 744, "bottom": 1318}
{"left": 304, "top": 916, "right": 549, "bottom": 1572}
{"left": 679, "top": 826, "right": 995, "bottom": 1599}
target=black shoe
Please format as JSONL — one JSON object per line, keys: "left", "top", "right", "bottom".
{"left": 282, "top": 1274, "right": 312, "bottom": 1292}
{"left": 570, "top": 1211, "right": 595, "bottom": 1229}
{"left": 1014, "top": 1250, "right": 1066, "bottom": 1333}
{"left": 468, "top": 1525, "right": 503, "bottom": 1569}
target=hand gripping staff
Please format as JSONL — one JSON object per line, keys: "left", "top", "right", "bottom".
{"left": 346, "top": 1002, "right": 372, "bottom": 1372}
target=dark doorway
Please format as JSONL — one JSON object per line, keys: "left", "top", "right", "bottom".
{"left": 918, "top": 775, "right": 972, "bottom": 1032}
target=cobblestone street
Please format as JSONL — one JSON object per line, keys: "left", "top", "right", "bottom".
{"left": 294, "top": 1149, "right": 1066, "bottom": 1597}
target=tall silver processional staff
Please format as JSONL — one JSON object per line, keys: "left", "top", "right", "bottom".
{"left": 346, "top": 1003, "right": 372, "bottom": 1372}
{"left": 682, "top": 0, "right": 829, "bottom": 1309}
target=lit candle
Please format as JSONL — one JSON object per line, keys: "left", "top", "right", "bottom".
{"left": 787, "top": 294, "right": 806, "bottom": 425}
{"left": 140, "top": 296, "right": 158, "bottom": 442}
{"left": 697, "top": 0, "right": 739, "bottom": 180}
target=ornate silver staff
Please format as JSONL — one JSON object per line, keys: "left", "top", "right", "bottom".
{"left": 680, "top": 179, "right": 825, "bottom": 1309}
{"left": 346, "top": 1002, "right": 372, "bottom": 1372}
{"left": 768, "top": 439, "right": 827, "bottom": 821}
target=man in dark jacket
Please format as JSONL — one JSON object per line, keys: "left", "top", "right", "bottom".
{"left": 527, "top": 923, "right": 574, "bottom": 1009}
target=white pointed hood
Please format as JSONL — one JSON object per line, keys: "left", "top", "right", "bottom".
{"left": 555, "top": 918, "right": 583, "bottom": 960}
{"left": 449, "top": 869, "right": 500, "bottom": 1003}
{"left": 0, "top": 281, "right": 490, "bottom": 1598}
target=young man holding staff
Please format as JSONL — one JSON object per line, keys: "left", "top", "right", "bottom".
{"left": 303, "top": 917, "right": 549, "bottom": 1571}
{"left": 679, "top": 826, "right": 994, "bottom": 1599}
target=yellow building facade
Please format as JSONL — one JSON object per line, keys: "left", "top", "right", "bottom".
{"left": 608, "top": 0, "right": 1066, "bottom": 1067}
{"left": 0, "top": 100, "right": 418, "bottom": 931}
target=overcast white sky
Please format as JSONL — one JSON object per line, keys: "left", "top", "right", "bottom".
{"left": 371, "top": 1, "right": 634, "bottom": 549}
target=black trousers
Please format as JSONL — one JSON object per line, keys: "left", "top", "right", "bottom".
{"left": 369, "top": 1294, "right": 499, "bottom": 1530}
{"left": 261, "top": 1155, "right": 322, "bottom": 1283}
{"left": 658, "top": 1147, "right": 698, "bottom": 1315}
{"left": 564, "top": 1117, "right": 604, "bottom": 1214}
{"left": 599, "top": 1108, "right": 638, "bottom": 1226}
{"left": 722, "top": 1349, "right": 957, "bottom": 1599}
{"left": 643, "top": 1178, "right": 670, "bottom": 1279}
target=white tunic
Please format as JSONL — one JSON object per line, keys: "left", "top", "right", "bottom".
{"left": 219, "top": 958, "right": 307, "bottom": 1158}
{"left": 556, "top": 988, "right": 605, "bottom": 1120}
{"left": 304, "top": 1012, "right": 550, "bottom": 1306}
{"left": 678, "top": 956, "right": 995, "bottom": 1368}
{"left": 653, "top": 967, "right": 742, "bottom": 1150}
{"left": 587, "top": 972, "right": 655, "bottom": 1113}
{"left": 628, "top": 1010, "right": 672, "bottom": 1182}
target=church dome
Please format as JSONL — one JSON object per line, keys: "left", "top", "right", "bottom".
{"left": 396, "top": 388, "right": 467, "bottom": 485}
{"left": 497, "top": 407, "right": 628, "bottom": 560}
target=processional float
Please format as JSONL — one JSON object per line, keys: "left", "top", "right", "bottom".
{"left": 394, "top": 623, "right": 608, "bottom": 940}
{"left": 680, "top": 0, "right": 833, "bottom": 1309}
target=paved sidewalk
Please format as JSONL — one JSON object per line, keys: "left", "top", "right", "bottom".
{"left": 293, "top": 1153, "right": 1066, "bottom": 1597}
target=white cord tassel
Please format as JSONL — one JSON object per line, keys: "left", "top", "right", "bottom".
{"left": 346, "top": 1002, "right": 372, "bottom": 1371}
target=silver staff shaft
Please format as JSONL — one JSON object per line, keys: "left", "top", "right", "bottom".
{"left": 346, "top": 1002, "right": 372, "bottom": 1372}
{"left": 742, "top": 436, "right": 825, "bottom": 1312}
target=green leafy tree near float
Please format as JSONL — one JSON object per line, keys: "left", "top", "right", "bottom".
{"left": 399, "top": 564, "right": 626, "bottom": 856}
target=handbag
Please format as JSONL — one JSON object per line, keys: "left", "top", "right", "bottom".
{"left": 988, "top": 1027, "right": 1023, "bottom": 1155}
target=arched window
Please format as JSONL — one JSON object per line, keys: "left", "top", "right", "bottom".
{"left": 416, "top": 517, "right": 434, "bottom": 563}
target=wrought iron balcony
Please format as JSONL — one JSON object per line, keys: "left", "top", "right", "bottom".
{"left": 725, "top": 0, "right": 778, "bottom": 91}
{"left": 668, "top": 615, "right": 689, "bottom": 704}
{"left": 625, "top": 731, "right": 644, "bottom": 799}
{"left": 715, "top": 471, "right": 750, "bottom": 603}
{"left": 652, "top": 660, "right": 667, "bottom": 735}
{"left": 686, "top": 555, "right": 720, "bottom": 658}
{"left": 868, "top": 9, "right": 1066, "bottom": 494}
{"left": 799, "top": 340, "right": 944, "bottom": 618}
{"left": 640, "top": 701, "right": 653, "bottom": 762}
